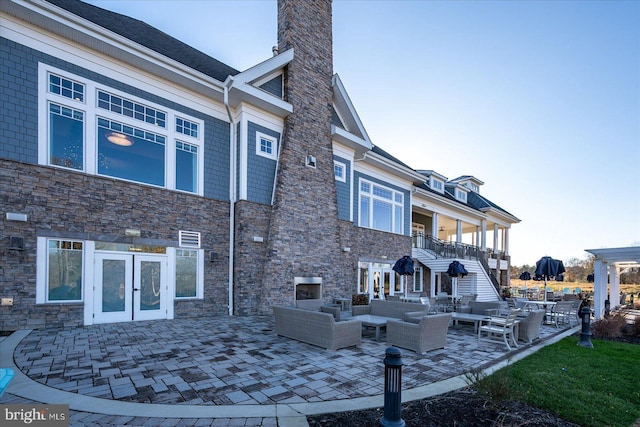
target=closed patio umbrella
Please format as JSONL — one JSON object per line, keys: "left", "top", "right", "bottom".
{"left": 446, "top": 261, "right": 468, "bottom": 300}
{"left": 534, "top": 256, "right": 565, "bottom": 301}
{"left": 393, "top": 256, "right": 414, "bottom": 299}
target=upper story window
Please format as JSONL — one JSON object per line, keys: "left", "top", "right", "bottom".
{"left": 97, "top": 90, "right": 166, "bottom": 127}
{"left": 455, "top": 189, "right": 468, "bottom": 203}
{"left": 430, "top": 178, "right": 444, "bottom": 193}
{"left": 256, "top": 132, "right": 277, "bottom": 160}
{"left": 49, "top": 73, "right": 84, "bottom": 102}
{"left": 40, "top": 65, "right": 204, "bottom": 195}
{"left": 334, "top": 161, "right": 346, "bottom": 182}
{"left": 359, "top": 179, "right": 404, "bottom": 235}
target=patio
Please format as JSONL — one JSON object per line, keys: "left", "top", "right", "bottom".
{"left": 0, "top": 315, "right": 577, "bottom": 426}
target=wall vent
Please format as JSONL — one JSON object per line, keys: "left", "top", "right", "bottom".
{"left": 179, "top": 231, "right": 201, "bottom": 248}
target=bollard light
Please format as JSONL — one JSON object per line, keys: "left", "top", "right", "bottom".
{"left": 380, "top": 346, "right": 405, "bottom": 427}
{"left": 577, "top": 306, "right": 593, "bottom": 348}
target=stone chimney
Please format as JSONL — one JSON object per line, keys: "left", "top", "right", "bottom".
{"left": 260, "top": 0, "right": 341, "bottom": 308}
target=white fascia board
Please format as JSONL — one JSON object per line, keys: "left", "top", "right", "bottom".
{"left": 412, "top": 188, "right": 485, "bottom": 220}
{"left": 332, "top": 74, "right": 372, "bottom": 143}
{"left": 360, "top": 151, "right": 426, "bottom": 184}
{"left": 227, "top": 83, "right": 292, "bottom": 118}
{"left": 237, "top": 103, "right": 284, "bottom": 133}
{"left": 331, "top": 125, "right": 372, "bottom": 154}
{"left": 235, "top": 48, "right": 293, "bottom": 83}
{"left": 332, "top": 143, "right": 355, "bottom": 161}
{"left": 6, "top": 1, "right": 227, "bottom": 101}
{"left": 417, "top": 169, "right": 448, "bottom": 181}
{"left": 585, "top": 247, "right": 640, "bottom": 264}
{"left": 479, "top": 206, "right": 521, "bottom": 224}
{"left": 227, "top": 49, "right": 293, "bottom": 118}
{"left": 354, "top": 162, "right": 416, "bottom": 192}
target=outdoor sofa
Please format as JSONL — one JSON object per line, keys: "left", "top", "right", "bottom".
{"left": 296, "top": 298, "right": 342, "bottom": 321}
{"left": 351, "top": 299, "right": 427, "bottom": 320}
{"left": 272, "top": 305, "right": 362, "bottom": 350}
{"left": 456, "top": 300, "right": 502, "bottom": 316}
{"left": 386, "top": 313, "right": 453, "bottom": 354}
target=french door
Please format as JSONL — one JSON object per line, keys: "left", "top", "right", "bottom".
{"left": 93, "top": 253, "right": 167, "bottom": 324}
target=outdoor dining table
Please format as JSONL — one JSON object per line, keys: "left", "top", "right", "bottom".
{"left": 524, "top": 300, "right": 557, "bottom": 324}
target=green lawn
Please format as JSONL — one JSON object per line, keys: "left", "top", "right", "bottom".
{"left": 497, "top": 337, "right": 640, "bottom": 427}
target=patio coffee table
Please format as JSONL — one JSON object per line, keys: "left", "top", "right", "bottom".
{"left": 451, "top": 312, "right": 490, "bottom": 332}
{"left": 352, "top": 314, "right": 389, "bottom": 341}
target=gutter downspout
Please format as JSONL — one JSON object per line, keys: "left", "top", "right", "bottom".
{"left": 224, "top": 77, "right": 236, "bottom": 316}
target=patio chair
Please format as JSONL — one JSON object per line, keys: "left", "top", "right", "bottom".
{"left": 478, "top": 309, "right": 520, "bottom": 351}
{"left": 386, "top": 313, "right": 452, "bottom": 354}
{"left": 551, "top": 301, "right": 579, "bottom": 328}
{"left": 517, "top": 309, "right": 545, "bottom": 343}
{"left": 436, "top": 293, "right": 453, "bottom": 312}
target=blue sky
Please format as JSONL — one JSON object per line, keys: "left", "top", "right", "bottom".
{"left": 87, "top": 0, "right": 640, "bottom": 266}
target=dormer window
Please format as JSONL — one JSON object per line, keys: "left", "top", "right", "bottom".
{"left": 455, "top": 189, "right": 467, "bottom": 203}
{"left": 430, "top": 178, "right": 444, "bottom": 193}
{"left": 465, "top": 182, "right": 479, "bottom": 192}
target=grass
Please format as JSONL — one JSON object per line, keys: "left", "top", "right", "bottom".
{"left": 487, "top": 337, "right": 640, "bottom": 427}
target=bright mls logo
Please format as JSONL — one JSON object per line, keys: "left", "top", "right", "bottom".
{"left": 1, "top": 404, "right": 69, "bottom": 426}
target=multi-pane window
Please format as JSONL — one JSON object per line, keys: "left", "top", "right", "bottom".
{"left": 175, "top": 249, "right": 198, "bottom": 298}
{"left": 359, "top": 180, "right": 404, "bottom": 234}
{"left": 413, "top": 267, "right": 423, "bottom": 292}
{"left": 256, "top": 132, "right": 277, "bottom": 160}
{"left": 49, "top": 73, "right": 84, "bottom": 102}
{"left": 97, "top": 118, "right": 166, "bottom": 187}
{"left": 97, "top": 90, "right": 166, "bottom": 128}
{"left": 47, "top": 239, "right": 83, "bottom": 302}
{"left": 176, "top": 117, "right": 198, "bottom": 138}
{"left": 334, "top": 161, "right": 346, "bottom": 182}
{"left": 456, "top": 189, "right": 467, "bottom": 203}
{"left": 48, "top": 103, "right": 84, "bottom": 170}
{"left": 41, "top": 66, "right": 203, "bottom": 195}
{"left": 176, "top": 141, "right": 198, "bottom": 193}
{"left": 431, "top": 178, "right": 443, "bottom": 193}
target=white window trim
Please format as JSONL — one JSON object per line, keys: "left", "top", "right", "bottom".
{"left": 413, "top": 266, "right": 423, "bottom": 292}
{"left": 36, "top": 237, "right": 85, "bottom": 304}
{"left": 38, "top": 63, "right": 204, "bottom": 196}
{"left": 456, "top": 189, "right": 468, "bottom": 203}
{"left": 431, "top": 178, "right": 444, "bottom": 193}
{"left": 334, "top": 160, "right": 346, "bottom": 182}
{"left": 171, "top": 247, "right": 204, "bottom": 300}
{"left": 255, "top": 131, "right": 278, "bottom": 160}
{"left": 358, "top": 178, "right": 404, "bottom": 235}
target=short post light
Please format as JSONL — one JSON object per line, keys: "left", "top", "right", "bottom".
{"left": 380, "top": 346, "right": 405, "bottom": 427}
{"left": 577, "top": 306, "right": 593, "bottom": 348}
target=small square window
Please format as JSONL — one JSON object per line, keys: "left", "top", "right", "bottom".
{"left": 334, "top": 161, "right": 346, "bottom": 182}
{"left": 255, "top": 132, "right": 278, "bottom": 160}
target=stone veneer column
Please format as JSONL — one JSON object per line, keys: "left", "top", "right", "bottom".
{"left": 259, "top": 0, "right": 340, "bottom": 310}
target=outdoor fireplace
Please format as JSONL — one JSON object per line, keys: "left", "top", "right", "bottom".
{"left": 294, "top": 276, "right": 322, "bottom": 300}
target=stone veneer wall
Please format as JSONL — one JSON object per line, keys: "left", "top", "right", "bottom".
{"left": 0, "top": 159, "right": 230, "bottom": 330}
{"left": 258, "top": 0, "right": 343, "bottom": 309}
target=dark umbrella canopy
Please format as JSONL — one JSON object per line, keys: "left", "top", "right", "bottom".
{"left": 392, "top": 256, "right": 414, "bottom": 275}
{"left": 519, "top": 271, "right": 532, "bottom": 281}
{"left": 534, "top": 256, "right": 566, "bottom": 279}
{"left": 587, "top": 274, "right": 594, "bottom": 283}
{"left": 446, "top": 261, "right": 468, "bottom": 278}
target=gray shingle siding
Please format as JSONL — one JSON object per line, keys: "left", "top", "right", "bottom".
{"left": 259, "top": 75, "right": 283, "bottom": 98}
{"left": 353, "top": 171, "right": 411, "bottom": 236}
{"left": 0, "top": 37, "right": 230, "bottom": 201}
{"left": 246, "top": 122, "right": 280, "bottom": 205}
{"left": 333, "top": 155, "right": 351, "bottom": 220}
{"left": 0, "top": 38, "right": 39, "bottom": 163}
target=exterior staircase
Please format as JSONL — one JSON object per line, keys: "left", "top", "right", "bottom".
{"left": 412, "top": 234, "right": 501, "bottom": 301}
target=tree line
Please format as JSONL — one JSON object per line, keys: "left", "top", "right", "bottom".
{"left": 510, "top": 254, "right": 640, "bottom": 284}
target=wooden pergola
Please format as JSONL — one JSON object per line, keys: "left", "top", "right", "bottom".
{"left": 585, "top": 246, "right": 640, "bottom": 319}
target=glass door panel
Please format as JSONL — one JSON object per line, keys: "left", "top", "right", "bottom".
{"left": 93, "top": 253, "right": 132, "bottom": 324}
{"left": 133, "top": 255, "right": 167, "bottom": 321}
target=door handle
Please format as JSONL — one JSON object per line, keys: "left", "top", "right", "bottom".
{"left": 133, "top": 288, "right": 140, "bottom": 291}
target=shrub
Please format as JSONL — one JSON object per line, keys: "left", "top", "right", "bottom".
{"left": 591, "top": 313, "right": 627, "bottom": 338}
{"left": 629, "top": 317, "right": 640, "bottom": 337}
{"left": 464, "top": 366, "right": 520, "bottom": 408}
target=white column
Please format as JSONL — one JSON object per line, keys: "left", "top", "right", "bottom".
{"left": 610, "top": 266, "right": 620, "bottom": 308}
{"left": 504, "top": 227, "right": 510, "bottom": 255}
{"left": 480, "top": 220, "right": 487, "bottom": 251}
{"left": 430, "top": 270, "right": 437, "bottom": 296}
{"left": 432, "top": 213, "right": 439, "bottom": 238}
{"left": 493, "top": 224, "right": 499, "bottom": 253}
{"left": 593, "top": 260, "right": 607, "bottom": 319}
{"left": 475, "top": 226, "right": 480, "bottom": 247}
{"left": 456, "top": 220, "right": 462, "bottom": 243}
